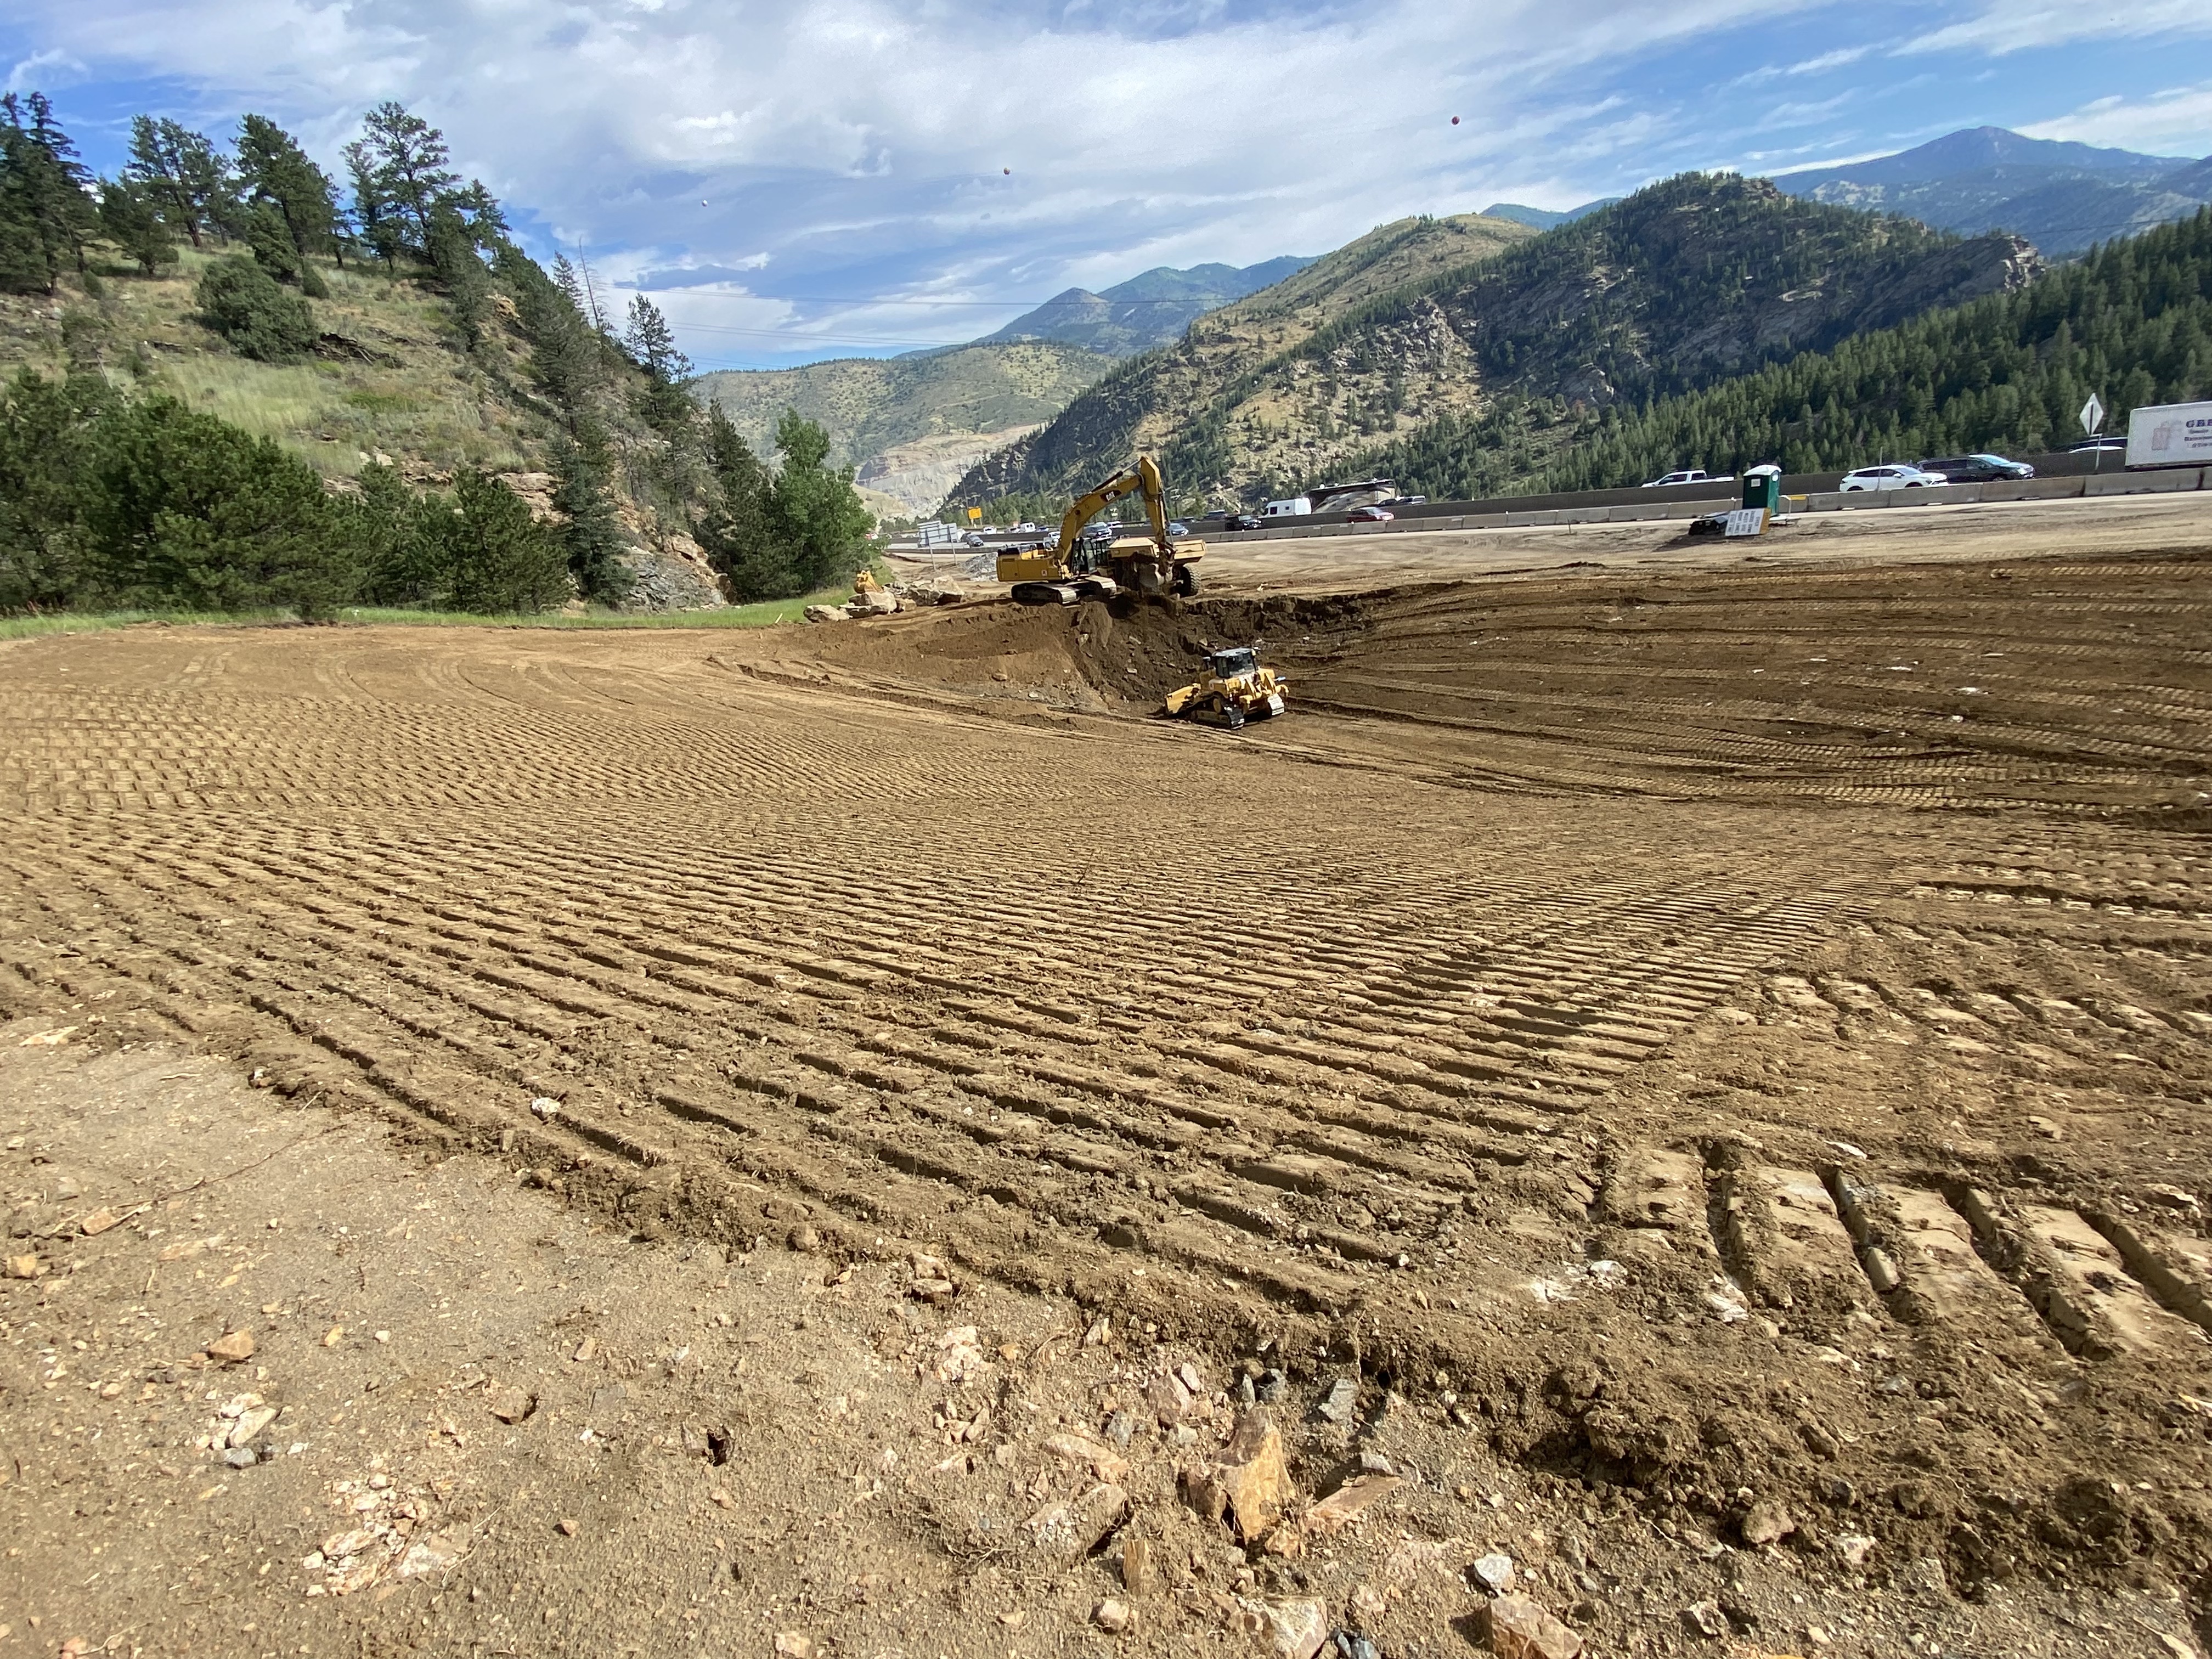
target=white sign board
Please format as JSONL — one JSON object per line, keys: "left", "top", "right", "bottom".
{"left": 2125, "top": 400, "right": 2212, "bottom": 470}
{"left": 916, "top": 520, "right": 958, "bottom": 547}
{"left": 1723, "top": 507, "right": 1768, "bottom": 538}
{"left": 2080, "top": 394, "right": 2104, "bottom": 437}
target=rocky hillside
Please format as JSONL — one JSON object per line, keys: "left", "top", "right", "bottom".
{"left": 941, "top": 210, "right": 1539, "bottom": 512}
{"left": 947, "top": 175, "right": 2038, "bottom": 513}
{"left": 692, "top": 341, "right": 1111, "bottom": 515}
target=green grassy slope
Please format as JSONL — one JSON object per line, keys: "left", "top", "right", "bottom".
{"left": 2, "top": 248, "right": 544, "bottom": 477}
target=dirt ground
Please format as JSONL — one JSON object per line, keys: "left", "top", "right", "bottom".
{"left": 4, "top": 495, "right": 2212, "bottom": 1658}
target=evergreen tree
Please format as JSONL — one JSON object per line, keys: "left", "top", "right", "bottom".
{"left": 452, "top": 179, "right": 509, "bottom": 249}
{"left": 122, "top": 116, "right": 232, "bottom": 249}
{"left": 235, "top": 114, "right": 338, "bottom": 291}
{"left": 352, "top": 102, "right": 459, "bottom": 253}
{"left": 551, "top": 427, "right": 633, "bottom": 605}
{"left": 339, "top": 462, "right": 435, "bottom": 605}
{"left": 80, "top": 395, "right": 357, "bottom": 616}
{"left": 697, "top": 403, "right": 784, "bottom": 597}
{"left": 0, "top": 93, "right": 98, "bottom": 294}
{"left": 625, "top": 295, "right": 695, "bottom": 436}
{"left": 416, "top": 469, "right": 572, "bottom": 612}
{"left": 495, "top": 243, "right": 602, "bottom": 411}
{"left": 97, "top": 176, "right": 177, "bottom": 276}
{"left": 427, "top": 200, "right": 493, "bottom": 349}
{"left": 769, "top": 409, "right": 872, "bottom": 594}
{"left": 342, "top": 139, "right": 407, "bottom": 267}
{"left": 0, "top": 367, "right": 114, "bottom": 612}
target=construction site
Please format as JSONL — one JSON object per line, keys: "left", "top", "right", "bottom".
{"left": 3, "top": 489, "right": 2210, "bottom": 1659}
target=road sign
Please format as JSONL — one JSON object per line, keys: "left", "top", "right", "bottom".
{"left": 2080, "top": 394, "right": 2104, "bottom": 437}
{"left": 967, "top": 506, "right": 983, "bottom": 522}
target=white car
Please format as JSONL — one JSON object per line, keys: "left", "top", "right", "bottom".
{"left": 1641, "top": 469, "right": 1725, "bottom": 488}
{"left": 1840, "top": 464, "right": 1946, "bottom": 491}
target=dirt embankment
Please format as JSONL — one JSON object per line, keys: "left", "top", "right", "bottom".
{"left": 1, "top": 539, "right": 2210, "bottom": 1656}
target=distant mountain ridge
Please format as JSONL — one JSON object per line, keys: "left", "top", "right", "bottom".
{"left": 1481, "top": 200, "right": 1618, "bottom": 231}
{"left": 944, "top": 178, "right": 2036, "bottom": 514}
{"left": 1771, "top": 125, "right": 2210, "bottom": 257}
{"left": 972, "top": 256, "right": 1314, "bottom": 356}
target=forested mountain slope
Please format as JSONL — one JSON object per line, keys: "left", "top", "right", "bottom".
{"left": 1420, "top": 205, "right": 2212, "bottom": 496}
{"left": 947, "top": 174, "right": 2036, "bottom": 515}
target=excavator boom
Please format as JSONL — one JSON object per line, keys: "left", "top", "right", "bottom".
{"left": 1000, "top": 452, "right": 1204, "bottom": 605}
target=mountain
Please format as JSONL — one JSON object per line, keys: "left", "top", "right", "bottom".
{"left": 691, "top": 341, "right": 1114, "bottom": 515}
{"left": 940, "top": 209, "right": 1540, "bottom": 512}
{"left": 1481, "top": 200, "right": 1619, "bottom": 231}
{"left": 946, "top": 176, "right": 2035, "bottom": 515}
{"left": 1771, "top": 126, "right": 2210, "bottom": 257}
{"left": 973, "top": 256, "right": 1315, "bottom": 356}
{"left": 1508, "top": 204, "right": 2212, "bottom": 495}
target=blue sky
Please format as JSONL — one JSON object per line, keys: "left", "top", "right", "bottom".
{"left": 8, "top": 0, "right": 2211, "bottom": 370}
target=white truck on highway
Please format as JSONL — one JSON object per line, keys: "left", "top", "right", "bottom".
{"left": 2125, "top": 400, "right": 2212, "bottom": 469}
{"left": 1262, "top": 496, "right": 1311, "bottom": 518}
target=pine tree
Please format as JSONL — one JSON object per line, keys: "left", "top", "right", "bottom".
{"left": 625, "top": 296, "right": 695, "bottom": 436}
{"left": 235, "top": 115, "right": 338, "bottom": 291}
{"left": 122, "top": 116, "right": 232, "bottom": 249}
{"left": 697, "top": 404, "right": 785, "bottom": 597}
{"left": 341, "top": 139, "right": 406, "bottom": 267}
{"left": 97, "top": 176, "right": 177, "bottom": 276}
{"left": 353, "top": 102, "right": 459, "bottom": 253}
{"left": 0, "top": 93, "right": 98, "bottom": 294}
{"left": 551, "top": 427, "right": 632, "bottom": 605}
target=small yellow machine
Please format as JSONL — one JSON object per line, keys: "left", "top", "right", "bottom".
{"left": 997, "top": 454, "right": 1204, "bottom": 605}
{"left": 1164, "top": 645, "right": 1289, "bottom": 730}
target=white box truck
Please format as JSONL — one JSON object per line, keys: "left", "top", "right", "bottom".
{"left": 2126, "top": 401, "right": 2212, "bottom": 469}
{"left": 1262, "top": 496, "right": 1311, "bottom": 518}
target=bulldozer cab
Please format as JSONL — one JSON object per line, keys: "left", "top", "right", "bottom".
{"left": 1208, "top": 647, "right": 1259, "bottom": 680}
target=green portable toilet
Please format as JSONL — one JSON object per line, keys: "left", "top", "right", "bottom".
{"left": 1742, "top": 465, "right": 1781, "bottom": 513}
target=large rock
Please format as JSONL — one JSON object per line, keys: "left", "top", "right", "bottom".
{"left": 1182, "top": 1409, "right": 1288, "bottom": 1541}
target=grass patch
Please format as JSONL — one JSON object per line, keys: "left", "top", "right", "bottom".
{"left": 0, "top": 591, "right": 852, "bottom": 640}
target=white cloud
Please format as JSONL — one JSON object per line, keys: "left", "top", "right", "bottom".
{"left": 7, "top": 47, "right": 87, "bottom": 93}
{"left": 10, "top": 0, "right": 1830, "bottom": 359}
{"left": 1901, "top": 0, "right": 2212, "bottom": 56}
{"left": 2021, "top": 83, "right": 2212, "bottom": 155}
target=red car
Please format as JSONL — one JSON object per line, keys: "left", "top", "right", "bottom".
{"left": 1345, "top": 506, "right": 1394, "bottom": 522}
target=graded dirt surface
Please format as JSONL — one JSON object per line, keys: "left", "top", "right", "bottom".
{"left": 4, "top": 496, "right": 2212, "bottom": 1657}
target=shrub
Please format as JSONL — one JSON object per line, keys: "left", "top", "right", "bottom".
{"left": 80, "top": 394, "right": 356, "bottom": 615}
{"left": 417, "top": 469, "right": 572, "bottom": 613}
{"left": 194, "top": 256, "right": 317, "bottom": 362}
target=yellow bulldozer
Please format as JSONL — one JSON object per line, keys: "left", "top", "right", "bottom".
{"left": 1165, "top": 645, "right": 1289, "bottom": 730}
{"left": 996, "top": 454, "right": 1203, "bottom": 605}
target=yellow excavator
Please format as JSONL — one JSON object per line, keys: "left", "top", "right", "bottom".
{"left": 996, "top": 454, "right": 1203, "bottom": 605}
